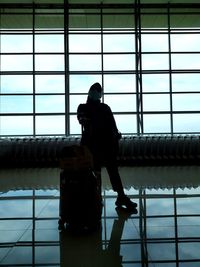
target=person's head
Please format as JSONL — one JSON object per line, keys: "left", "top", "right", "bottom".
{"left": 87, "top": 82, "right": 102, "bottom": 102}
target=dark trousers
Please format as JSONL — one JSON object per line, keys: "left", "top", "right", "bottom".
{"left": 94, "top": 154, "right": 124, "bottom": 195}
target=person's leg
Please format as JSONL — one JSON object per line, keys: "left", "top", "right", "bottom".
{"left": 105, "top": 163, "right": 124, "bottom": 196}
{"left": 105, "top": 160, "right": 137, "bottom": 210}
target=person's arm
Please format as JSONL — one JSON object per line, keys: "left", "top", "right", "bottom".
{"left": 77, "top": 104, "right": 90, "bottom": 126}
{"left": 104, "top": 104, "right": 121, "bottom": 139}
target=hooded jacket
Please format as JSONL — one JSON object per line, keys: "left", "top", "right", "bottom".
{"left": 77, "top": 93, "right": 121, "bottom": 162}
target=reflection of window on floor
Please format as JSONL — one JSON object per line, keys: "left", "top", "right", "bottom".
{"left": 0, "top": 188, "right": 200, "bottom": 265}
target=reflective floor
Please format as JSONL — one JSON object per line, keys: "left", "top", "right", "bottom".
{"left": 1, "top": 168, "right": 200, "bottom": 266}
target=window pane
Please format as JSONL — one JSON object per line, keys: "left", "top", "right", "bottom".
{"left": 69, "top": 34, "right": 101, "bottom": 52}
{"left": 35, "top": 34, "right": 64, "bottom": 52}
{"left": 35, "top": 14, "right": 64, "bottom": 29}
{"left": 143, "top": 74, "right": 169, "bottom": 92}
{"left": 1, "top": 75, "right": 33, "bottom": 94}
{"left": 173, "top": 94, "right": 200, "bottom": 111}
{"left": 0, "top": 116, "right": 33, "bottom": 135}
{"left": 0, "top": 14, "right": 32, "bottom": 29}
{"left": 0, "top": 200, "right": 32, "bottom": 218}
{"left": 143, "top": 114, "right": 171, "bottom": 133}
{"left": 142, "top": 34, "right": 168, "bottom": 52}
{"left": 1, "top": 96, "right": 33, "bottom": 113}
{"left": 142, "top": 54, "right": 169, "bottom": 70}
{"left": 104, "top": 94, "right": 136, "bottom": 112}
{"left": 171, "top": 54, "right": 200, "bottom": 70}
{"left": 172, "top": 74, "right": 200, "bottom": 92}
{"left": 115, "top": 114, "right": 137, "bottom": 134}
{"left": 141, "top": 14, "right": 167, "bottom": 28}
{"left": 103, "top": 34, "right": 135, "bottom": 52}
{"left": 104, "top": 74, "right": 136, "bottom": 93}
{"left": 69, "top": 14, "right": 100, "bottom": 28}
{"left": 1, "top": 55, "right": 33, "bottom": 71}
{"left": 35, "top": 96, "right": 65, "bottom": 113}
{"left": 171, "top": 33, "right": 200, "bottom": 52}
{"left": 35, "top": 75, "right": 65, "bottom": 93}
{"left": 1, "top": 34, "right": 32, "bottom": 53}
{"left": 104, "top": 54, "right": 135, "bottom": 71}
{"left": 35, "top": 55, "right": 64, "bottom": 71}
{"left": 70, "top": 115, "right": 81, "bottom": 135}
{"left": 35, "top": 115, "right": 65, "bottom": 135}
{"left": 170, "top": 14, "right": 200, "bottom": 28}
{"left": 143, "top": 94, "right": 170, "bottom": 111}
{"left": 103, "top": 14, "right": 135, "bottom": 28}
{"left": 35, "top": 199, "right": 59, "bottom": 218}
{"left": 69, "top": 75, "right": 102, "bottom": 93}
{"left": 173, "top": 114, "right": 200, "bottom": 133}
{"left": 70, "top": 95, "right": 88, "bottom": 113}
{"left": 69, "top": 55, "right": 101, "bottom": 71}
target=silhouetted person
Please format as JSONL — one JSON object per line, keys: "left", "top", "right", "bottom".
{"left": 77, "top": 82, "right": 137, "bottom": 210}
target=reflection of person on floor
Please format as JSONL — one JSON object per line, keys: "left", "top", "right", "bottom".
{"left": 60, "top": 208, "right": 137, "bottom": 267}
{"left": 77, "top": 82, "right": 137, "bottom": 211}
{"left": 104, "top": 207, "right": 138, "bottom": 267}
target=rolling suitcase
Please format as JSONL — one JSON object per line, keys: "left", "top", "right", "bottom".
{"left": 58, "top": 145, "right": 102, "bottom": 231}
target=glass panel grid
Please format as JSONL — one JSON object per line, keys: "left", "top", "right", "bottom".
{"left": 0, "top": 4, "right": 200, "bottom": 136}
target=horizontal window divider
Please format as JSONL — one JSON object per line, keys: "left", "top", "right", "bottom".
{"left": 170, "top": 31, "right": 200, "bottom": 34}
{"left": 142, "top": 91, "right": 200, "bottom": 94}
{"left": 1, "top": 28, "right": 198, "bottom": 34}
{"left": 171, "top": 91, "right": 200, "bottom": 94}
{"left": 141, "top": 51, "right": 200, "bottom": 54}
{"left": 0, "top": 52, "right": 65, "bottom": 55}
{"left": 1, "top": 70, "right": 198, "bottom": 76}
{"left": 170, "top": 51, "right": 200, "bottom": 54}
{"left": 142, "top": 70, "right": 200, "bottom": 74}
{"left": 0, "top": 93, "right": 65, "bottom": 96}
{"left": 104, "top": 92, "right": 137, "bottom": 95}
{"left": 69, "top": 70, "right": 137, "bottom": 74}
{"left": 171, "top": 69, "right": 200, "bottom": 73}
{"left": 113, "top": 112, "right": 138, "bottom": 115}
{"left": 69, "top": 52, "right": 136, "bottom": 55}
{"left": 141, "top": 29, "right": 200, "bottom": 33}
{"left": 0, "top": 30, "right": 65, "bottom": 34}
{"left": 141, "top": 70, "right": 171, "bottom": 73}
{"left": 142, "top": 111, "right": 200, "bottom": 114}
{"left": 70, "top": 92, "right": 137, "bottom": 96}
{"left": 0, "top": 71, "right": 65, "bottom": 75}
{"left": 69, "top": 30, "right": 136, "bottom": 34}
{"left": 1, "top": 2, "right": 200, "bottom": 10}
{"left": 0, "top": 113, "right": 65, "bottom": 116}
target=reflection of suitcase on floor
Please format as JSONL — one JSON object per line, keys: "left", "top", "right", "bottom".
{"left": 58, "top": 170, "right": 102, "bottom": 231}
{"left": 58, "top": 145, "right": 102, "bottom": 231}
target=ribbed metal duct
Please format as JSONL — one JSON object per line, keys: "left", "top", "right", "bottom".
{"left": 0, "top": 135, "right": 199, "bottom": 168}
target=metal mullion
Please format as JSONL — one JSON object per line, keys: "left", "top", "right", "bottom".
{"left": 173, "top": 189, "right": 179, "bottom": 267}
{"left": 139, "top": 189, "right": 148, "bottom": 266}
{"left": 101, "top": 4, "right": 104, "bottom": 101}
{"left": 138, "top": 4, "right": 144, "bottom": 135}
{"left": 32, "top": 189, "right": 36, "bottom": 266}
{"left": 64, "top": 0, "right": 69, "bottom": 136}
{"left": 135, "top": 0, "right": 143, "bottom": 136}
{"left": 168, "top": 4, "right": 173, "bottom": 135}
{"left": 135, "top": 1, "right": 140, "bottom": 136}
{"left": 33, "top": 4, "right": 36, "bottom": 137}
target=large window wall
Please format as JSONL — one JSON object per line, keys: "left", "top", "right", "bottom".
{"left": 0, "top": 3, "right": 200, "bottom": 137}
